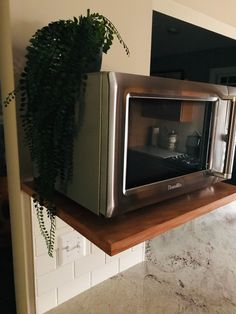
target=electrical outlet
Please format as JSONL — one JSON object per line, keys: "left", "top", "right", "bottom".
{"left": 58, "top": 231, "right": 86, "bottom": 265}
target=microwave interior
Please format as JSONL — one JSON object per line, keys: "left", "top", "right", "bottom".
{"left": 125, "top": 97, "right": 214, "bottom": 190}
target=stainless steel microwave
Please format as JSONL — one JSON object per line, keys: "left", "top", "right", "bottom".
{"left": 59, "top": 72, "right": 236, "bottom": 217}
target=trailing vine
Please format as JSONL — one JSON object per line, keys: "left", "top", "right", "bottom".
{"left": 4, "top": 10, "right": 129, "bottom": 257}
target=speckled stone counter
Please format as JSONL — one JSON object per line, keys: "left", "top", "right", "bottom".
{"left": 46, "top": 201, "right": 236, "bottom": 314}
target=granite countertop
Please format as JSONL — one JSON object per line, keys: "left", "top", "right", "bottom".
{"left": 47, "top": 200, "right": 236, "bottom": 314}
{"left": 46, "top": 259, "right": 236, "bottom": 314}
{"left": 46, "top": 261, "right": 191, "bottom": 314}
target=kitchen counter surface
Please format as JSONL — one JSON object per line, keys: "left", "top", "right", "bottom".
{"left": 46, "top": 199, "right": 236, "bottom": 314}
{"left": 46, "top": 260, "right": 236, "bottom": 314}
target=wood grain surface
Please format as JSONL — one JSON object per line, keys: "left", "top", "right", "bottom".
{"left": 22, "top": 181, "right": 236, "bottom": 256}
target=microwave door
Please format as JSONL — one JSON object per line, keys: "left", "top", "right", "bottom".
{"left": 209, "top": 97, "right": 236, "bottom": 179}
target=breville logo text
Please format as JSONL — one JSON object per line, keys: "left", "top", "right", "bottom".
{"left": 168, "top": 182, "right": 183, "bottom": 191}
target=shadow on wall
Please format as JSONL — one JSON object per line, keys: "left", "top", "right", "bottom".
{"left": 11, "top": 20, "right": 43, "bottom": 54}
{"left": 10, "top": 20, "right": 44, "bottom": 181}
{"left": 12, "top": 41, "right": 38, "bottom": 180}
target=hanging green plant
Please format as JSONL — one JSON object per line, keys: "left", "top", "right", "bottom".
{"left": 4, "top": 9, "right": 129, "bottom": 257}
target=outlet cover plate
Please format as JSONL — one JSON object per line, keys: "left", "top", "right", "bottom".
{"left": 58, "top": 231, "right": 86, "bottom": 265}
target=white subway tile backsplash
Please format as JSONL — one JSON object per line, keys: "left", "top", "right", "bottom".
{"left": 75, "top": 251, "right": 106, "bottom": 277}
{"left": 57, "top": 273, "right": 91, "bottom": 305}
{"left": 35, "top": 226, "right": 73, "bottom": 256}
{"left": 56, "top": 217, "right": 68, "bottom": 229}
{"left": 91, "top": 260, "right": 119, "bottom": 286}
{"left": 105, "top": 253, "right": 119, "bottom": 264}
{"left": 119, "top": 247, "right": 144, "bottom": 272}
{"left": 31, "top": 197, "right": 145, "bottom": 313}
{"left": 37, "top": 263, "right": 74, "bottom": 296}
{"left": 85, "top": 239, "right": 92, "bottom": 256}
{"left": 105, "top": 248, "right": 133, "bottom": 264}
{"left": 35, "top": 254, "right": 56, "bottom": 277}
{"left": 36, "top": 289, "right": 57, "bottom": 314}
{"left": 91, "top": 243, "right": 103, "bottom": 254}
{"left": 35, "top": 234, "right": 48, "bottom": 257}
{"left": 131, "top": 242, "right": 145, "bottom": 252}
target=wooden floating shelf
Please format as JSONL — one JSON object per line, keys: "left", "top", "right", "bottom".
{"left": 22, "top": 181, "right": 236, "bottom": 256}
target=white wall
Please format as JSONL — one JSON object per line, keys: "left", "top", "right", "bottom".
{"left": 174, "top": 0, "right": 236, "bottom": 28}
{"left": 10, "top": 0, "right": 152, "bottom": 75}
{"left": 152, "top": 0, "right": 236, "bottom": 39}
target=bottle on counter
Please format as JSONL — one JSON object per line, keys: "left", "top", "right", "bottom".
{"left": 167, "top": 130, "right": 177, "bottom": 151}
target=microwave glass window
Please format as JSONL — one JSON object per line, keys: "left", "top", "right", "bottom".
{"left": 125, "top": 97, "right": 212, "bottom": 190}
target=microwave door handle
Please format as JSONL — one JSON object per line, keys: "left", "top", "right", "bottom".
{"left": 212, "top": 96, "right": 236, "bottom": 179}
